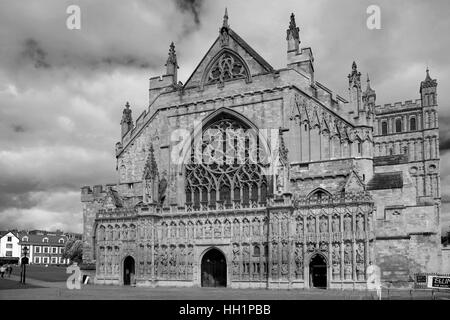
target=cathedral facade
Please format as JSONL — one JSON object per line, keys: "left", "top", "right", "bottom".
{"left": 81, "top": 12, "right": 443, "bottom": 289}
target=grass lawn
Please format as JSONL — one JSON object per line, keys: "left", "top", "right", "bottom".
{"left": 0, "top": 278, "right": 43, "bottom": 290}
{"left": 11, "top": 265, "right": 69, "bottom": 282}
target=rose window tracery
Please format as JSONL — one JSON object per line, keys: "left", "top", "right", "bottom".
{"left": 185, "top": 116, "right": 268, "bottom": 208}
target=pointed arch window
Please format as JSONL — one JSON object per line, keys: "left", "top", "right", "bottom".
{"left": 381, "top": 121, "right": 388, "bottom": 135}
{"left": 395, "top": 119, "right": 402, "bottom": 133}
{"left": 410, "top": 117, "right": 417, "bottom": 131}
{"left": 203, "top": 49, "right": 251, "bottom": 87}
{"left": 185, "top": 112, "right": 267, "bottom": 208}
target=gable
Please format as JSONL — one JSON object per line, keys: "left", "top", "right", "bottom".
{"left": 343, "top": 171, "right": 365, "bottom": 192}
{"left": 183, "top": 28, "right": 274, "bottom": 89}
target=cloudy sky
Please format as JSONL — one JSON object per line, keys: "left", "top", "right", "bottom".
{"left": 0, "top": 0, "right": 449, "bottom": 234}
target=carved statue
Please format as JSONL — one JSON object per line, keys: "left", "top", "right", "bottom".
{"left": 214, "top": 221, "right": 221, "bottom": 238}
{"left": 272, "top": 243, "right": 279, "bottom": 259}
{"left": 332, "top": 243, "right": 340, "bottom": 265}
{"left": 344, "top": 243, "right": 351, "bottom": 264}
{"left": 232, "top": 243, "right": 240, "bottom": 261}
{"left": 263, "top": 219, "right": 268, "bottom": 236}
{"left": 344, "top": 215, "right": 352, "bottom": 233}
{"left": 356, "top": 243, "right": 365, "bottom": 263}
{"left": 233, "top": 221, "right": 240, "bottom": 238}
{"left": 320, "top": 218, "right": 328, "bottom": 233}
{"left": 357, "top": 215, "right": 364, "bottom": 233}
{"left": 243, "top": 221, "right": 250, "bottom": 237}
{"left": 282, "top": 242, "right": 289, "bottom": 263}
{"left": 205, "top": 222, "right": 212, "bottom": 238}
{"left": 296, "top": 219, "right": 304, "bottom": 235}
{"left": 224, "top": 221, "right": 231, "bottom": 237}
{"left": 242, "top": 245, "right": 250, "bottom": 260}
{"left": 281, "top": 219, "right": 288, "bottom": 237}
{"left": 332, "top": 216, "right": 340, "bottom": 233}
{"left": 252, "top": 221, "right": 260, "bottom": 236}
{"left": 295, "top": 246, "right": 303, "bottom": 274}
{"left": 307, "top": 217, "right": 315, "bottom": 233}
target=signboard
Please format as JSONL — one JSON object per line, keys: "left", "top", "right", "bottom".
{"left": 427, "top": 275, "right": 450, "bottom": 289}
{"left": 416, "top": 275, "right": 427, "bottom": 283}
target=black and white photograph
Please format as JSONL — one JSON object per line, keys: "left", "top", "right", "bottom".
{"left": 0, "top": 0, "right": 450, "bottom": 308}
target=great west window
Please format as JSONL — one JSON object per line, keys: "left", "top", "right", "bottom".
{"left": 185, "top": 113, "right": 268, "bottom": 209}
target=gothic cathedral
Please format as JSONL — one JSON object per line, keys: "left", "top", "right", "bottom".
{"left": 81, "top": 11, "right": 443, "bottom": 289}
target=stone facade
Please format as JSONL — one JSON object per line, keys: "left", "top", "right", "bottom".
{"left": 81, "top": 12, "right": 444, "bottom": 289}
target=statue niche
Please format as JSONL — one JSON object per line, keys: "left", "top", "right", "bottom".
{"left": 143, "top": 144, "right": 167, "bottom": 206}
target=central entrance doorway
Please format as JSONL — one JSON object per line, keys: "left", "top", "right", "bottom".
{"left": 201, "top": 248, "right": 227, "bottom": 287}
{"left": 309, "top": 254, "right": 327, "bottom": 289}
{"left": 123, "top": 256, "right": 135, "bottom": 286}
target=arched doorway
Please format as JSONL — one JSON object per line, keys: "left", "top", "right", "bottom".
{"left": 123, "top": 256, "right": 135, "bottom": 286}
{"left": 201, "top": 248, "right": 227, "bottom": 287}
{"left": 309, "top": 254, "right": 327, "bottom": 289}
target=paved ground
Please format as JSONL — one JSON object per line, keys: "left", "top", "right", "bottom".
{"left": 1, "top": 275, "right": 449, "bottom": 300}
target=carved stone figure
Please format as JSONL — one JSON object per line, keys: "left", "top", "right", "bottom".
{"left": 332, "top": 216, "right": 340, "bottom": 233}
{"left": 214, "top": 221, "right": 221, "bottom": 238}
{"left": 252, "top": 221, "right": 260, "bottom": 236}
{"left": 296, "top": 219, "right": 304, "bottom": 235}
{"left": 281, "top": 219, "right": 288, "bottom": 237}
{"left": 307, "top": 217, "right": 315, "bottom": 233}
{"left": 344, "top": 215, "right": 352, "bottom": 233}
{"left": 224, "top": 221, "right": 231, "bottom": 237}
{"left": 205, "top": 222, "right": 212, "bottom": 238}
{"left": 282, "top": 242, "right": 289, "bottom": 263}
{"left": 319, "top": 218, "right": 328, "bottom": 233}
{"left": 344, "top": 243, "right": 351, "bottom": 264}
{"left": 233, "top": 220, "right": 240, "bottom": 238}
{"left": 232, "top": 243, "right": 240, "bottom": 261}
{"left": 332, "top": 243, "right": 340, "bottom": 265}
{"left": 357, "top": 215, "right": 364, "bottom": 233}
{"left": 242, "top": 244, "right": 250, "bottom": 260}
{"left": 356, "top": 242, "right": 364, "bottom": 263}
{"left": 243, "top": 221, "right": 250, "bottom": 237}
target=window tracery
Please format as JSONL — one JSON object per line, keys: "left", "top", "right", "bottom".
{"left": 185, "top": 116, "right": 268, "bottom": 208}
{"left": 205, "top": 52, "right": 249, "bottom": 86}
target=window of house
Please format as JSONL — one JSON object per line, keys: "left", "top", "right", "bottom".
{"left": 51, "top": 257, "right": 57, "bottom": 264}
{"left": 357, "top": 142, "right": 362, "bottom": 154}
{"left": 7, "top": 236, "right": 12, "bottom": 242}
{"left": 34, "top": 257, "right": 41, "bottom": 264}
{"left": 43, "top": 247, "right": 49, "bottom": 253}
{"left": 381, "top": 121, "right": 388, "bottom": 135}
{"left": 35, "top": 246, "right": 41, "bottom": 253}
{"left": 43, "top": 257, "right": 49, "bottom": 264}
{"left": 410, "top": 117, "right": 417, "bottom": 131}
{"left": 52, "top": 247, "right": 57, "bottom": 254}
{"left": 264, "top": 244, "right": 268, "bottom": 256}
{"left": 22, "top": 236, "right": 28, "bottom": 242}
{"left": 395, "top": 119, "right": 402, "bottom": 133}
{"left": 59, "top": 247, "right": 64, "bottom": 254}
{"left": 43, "top": 238, "right": 49, "bottom": 243}
{"left": 6, "top": 243, "right": 12, "bottom": 249}
{"left": 58, "top": 238, "right": 64, "bottom": 244}
{"left": 6, "top": 251, "right": 12, "bottom": 257}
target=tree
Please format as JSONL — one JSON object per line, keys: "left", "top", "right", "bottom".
{"left": 63, "top": 239, "right": 83, "bottom": 264}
